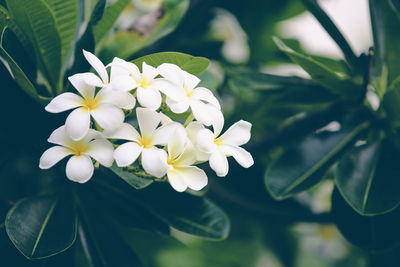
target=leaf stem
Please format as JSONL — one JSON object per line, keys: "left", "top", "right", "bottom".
{"left": 183, "top": 113, "right": 194, "bottom": 127}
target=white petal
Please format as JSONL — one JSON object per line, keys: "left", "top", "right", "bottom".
{"left": 45, "top": 93, "right": 84, "bottom": 113}
{"left": 83, "top": 49, "right": 108, "bottom": 84}
{"left": 65, "top": 107, "right": 91, "bottom": 141}
{"left": 192, "top": 87, "right": 221, "bottom": 109}
{"left": 174, "top": 141, "right": 197, "bottom": 166}
{"left": 157, "top": 63, "right": 184, "bottom": 85}
{"left": 220, "top": 145, "right": 254, "bottom": 168}
{"left": 141, "top": 148, "right": 167, "bottom": 178}
{"left": 66, "top": 155, "right": 94, "bottom": 183}
{"left": 153, "top": 122, "right": 183, "bottom": 146}
{"left": 219, "top": 120, "right": 252, "bottom": 146}
{"left": 190, "top": 101, "right": 220, "bottom": 126}
{"left": 113, "top": 142, "right": 142, "bottom": 167}
{"left": 167, "top": 170, "right": 187, "bottom": 192}
{"left": 209, "top": 150, "right": 229, "bottom": 177}
{"left": 196, "top": 128, "right": 217, "bottom": 154}
{"left": 83, "top": 129, "right": 103, "bottom": 143}
{"left": 39, "top": 146, "right": 73, "bottom": 169}
{"left": 110, "top": 57, "right": 133, "bottom": 80}
{"left": 68, "top": 73, "right": 98, "bottom": 99}
{"left": 136, "top": 107, "right": 161, "bottom": 137}
{"left": 48, "top": 125, "right": 73, "bottom": 147}
{"left": 137, "top": 87, "right": 162, "bottom": 110}
{"left": 211, "top": 109, "right": 225, "bottom": 137}
{"left": 182, "top": 70, "right": 200, "bottom": 90}
{"left": 175, "top": 166, "right": 208, "bottom": 191}
{"left": 167, "top": 127, "right": 187, "bottom": 161}
{"left": 96, "top": 87, "right": 136, "bottom": 109}
{"left": 111, "top": 75, "right": 137, "bottom": 92}
{"left": 142, "top": 62, "right": 158, "bottom": 80}
{"left": 186, "top": 122, "right": 204, "bottom": 143}
{"left": 90, "top": 103, "right": 124, "bottom": 130}
{"left": 152, "top": 79, "right": 185, "bottom": 102}
{"left": 85, "top": 139, "right": 114, "bottom": 167}
{"left": 166, "top": 97, "right": 190, "bottom": 114}
{"left": 103, "top": 123, "right": 140, "bottom": 141}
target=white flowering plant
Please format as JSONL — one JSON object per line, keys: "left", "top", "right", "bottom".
{"left": 0, "top": 0, "right": 256, "bottom": 264}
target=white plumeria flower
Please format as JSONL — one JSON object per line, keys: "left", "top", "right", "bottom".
{"left": 196, "top": 113, "right": 254, "bottom": 177}
{"left": 109, "top": 58, "right": 184, "bottom": 110}
{"left": 39, "top": 126, "right": 114, "bottom": 183}
{"left": 157, "top": 63, "right": 222, "bottom": 126}
{"left": 45, "top": 73, "right": 128, "bottom": 141}
{"left": 158, "top": 128, "right": 208, "bottom": 192}
{"left": 105, "top": 108, "right": 178, "bottom": 177}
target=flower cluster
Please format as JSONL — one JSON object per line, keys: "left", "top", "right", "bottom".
{"left": 39, "top": 50, "right": 254, "bottom": 192}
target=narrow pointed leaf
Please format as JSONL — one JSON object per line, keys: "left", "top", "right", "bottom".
{"left": 332, "top": 188, "right": 400, "bottom": 251}
{"left": 140, "top": 186, "right": 230, "bottom": 240}
{"left": 273, "top": 37, "right": 362, "bottom": 99}
{"left": 108, "top": 164, "right": 153, "bottom": 189}
{"left": 77, "top": 190, "right": 143, "bottom": 267}
{"left": 93, "top": 0, "right": 131, "bottom": 43}
{"left": 6, "top": 0, "right": 62, "bottom": 91}
{"left": 5, "top": 195, "right": 77, "bottom": 259}
{"left": 98, "top": 0, "right": 189, "bottom": 63}
{"left": 265, "top": 120, "right": 368, "bottom": 199}
{"left": 132, "top": 52, "right": 210, "bottom": 76}
{"left": 336, "top": 140, "right": 400, "bottom": 215}
{"left": 46, "top": 0, "right": 79, "bottom": 64}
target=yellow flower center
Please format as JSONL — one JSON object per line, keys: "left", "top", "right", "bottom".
{"left": 135, "top": 76, "right": 153, "bottom": 89}
{"left": 82, "top": 97, "right": 99, "bottom": 111}
{"left": 184, "top": 84, "right": 193, "bottom": 98}
{"left": 69, "top": 141, "right": 89, "bottom": 156}
{"left": 138, "top": 135, "right": 153, "bottom": 148}
{"left": 214, "top": 137, "right": 223, "bottom": 146}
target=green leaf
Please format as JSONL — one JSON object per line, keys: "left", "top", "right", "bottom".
{"left": 132, "top": 52, "right": 210, "bottom": 76}
{"left": 382, "top": 76, "right": 400, "bottom": 124}
{"left": 336, "top": 140, "right": 400, "bottom": 215}
{"left": 391, "top": 0, "right": 400, "bottom": 16}
{"left": 265, "top": 119, "right": 368, "bottom": 199}
{"left": 273, "top": 37, "right": 362, "bottom": 100}
{"left": 6, "top": 0, "right": 62, "bottom": 92}
{"left": 5, "top": 195, "right": 77, "bottom": 259}
{"left": 65, "top": 0, "right": 105, "bottom": 77}
{"left": 77, "top": 190, "right": 143, "bottom": 267}
{"left": 46, "top": 0, "right": 79, "bottom": 65}
{"left": 108, "top": 163, "right": 153, "bottom": 190}
{"left": 227, "top": 69, "right": 338, "bottom": 105}
{"left": 141, "top": 186, "right": 230, "bottom": 240}
{"left": 332, "top": 188, "right": 400, "bottom": 251}
{"left": 98, "top": 0, "right": 189, "bottom": 62}
{"left": 93, "top": 0, "right": 130, "bottom": 44}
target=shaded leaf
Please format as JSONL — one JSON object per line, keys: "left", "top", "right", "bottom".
{"left": 6, "top": 0, "right": 62, "bottom": 91}
{"left": 336, "top": 139, "right": 400, "bottom": 215}
{"left": 98, "top": 0, "right": 189, "bottom": 62}
{"left": 93, "top": 0, "right": 130, "bottom": 44}
{"left": 382, "top": 76, "right": 400, "bottom": 124}
{"left": 108, "top": 164, "right": 153, "bottom": 189}
{"left": 5, "top": 195, "right": 77, "bottom": 259}
{"left": 332, "top": 188, "right": 400, "bottom": 251}
{"left": 273, "top": 37, "right": 362, "bottom": 99}
{"left": 77, "top": 190, "right": 143, "bottom": 267}
{"left": 132, "top": 51, "right": 210, "bottom": 75}
{"left": 265, "top": 119, "right": 369, "bottom": 199}
{"left": 139, "top": 185, "right": 230, "bottom": 240}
